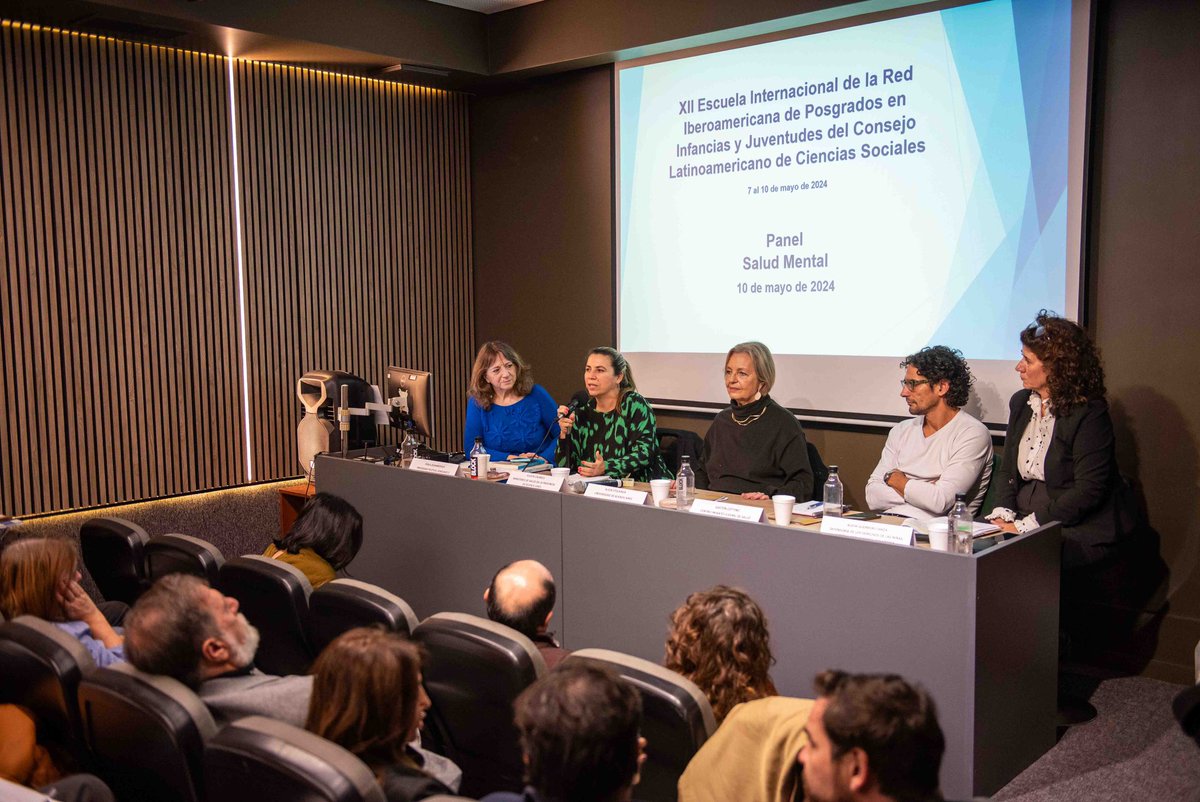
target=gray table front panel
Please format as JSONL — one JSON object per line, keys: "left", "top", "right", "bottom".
{"left": 561, "top": 493, "right": 1015, "bottom": 799}
{"left": 316, "top": 457, "right": 564, "bottom": 625}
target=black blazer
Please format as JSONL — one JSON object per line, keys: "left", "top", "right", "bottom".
{"left": 993, "top": 389, "right": 1138, "bottom": 567}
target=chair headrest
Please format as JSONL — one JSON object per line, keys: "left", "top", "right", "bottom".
{"left": 208, "top": 715, "right": 386, "bottom": 802}
{"left": 229, "top": 554, "right": 314, "bottom": 600}
{"left": 2, "top": 615, "right": 96, "bottom": 673}
{"left": 416, "top": 612, "right": 547, "bottom": 679}
{"left": 313, "top": 579, "right": 420, "bottom": 633}
{"left": 101, "top": 662, "right": 220, "bottom": 740}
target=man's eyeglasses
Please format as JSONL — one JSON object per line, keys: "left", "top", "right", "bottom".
{"left": 900, "top": 378, "right": 933, "bottom": 391}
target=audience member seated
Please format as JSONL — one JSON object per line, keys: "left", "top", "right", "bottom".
{"left": 263, "top": 492, "right": 363, "bottom": 589}
{"left": 479, "top": 661, "right": 645, "bottom": 802}
{"left": 124, "top": 575, "right": 461, "bottom": 790}
{"left": 985, "top": 311, "right": 1140, "bottom": 569}
{"left": 694, "top": 342, "right": 813, "bottom": 501}
{"left": 556, "top": 346, "right": 670, "bottom": 482}
{"left": 464, "top": 341, "right": 560, "bottom": 465}
{"left": 865, "top": 346, "right": 993, "bottom": 519}
{"left": 664, "top": 586, "right": 777, "bottom": 724}
{"left": 306, "top": 627, "right": 457, "bottom": 802}
{"left": 677, "top": 696, "right": 814, "bottom": 802}
{"left": 799, "top": 670, "right": 945, "bottom": 802}
{"left": 484, "top": 560, "right": 568, "bottom": 669}
{"left": 0, "top": 538, "right": 125, "bottom": 667}
{"left": 123, "top": 574, "right": 312, "bottom": 727}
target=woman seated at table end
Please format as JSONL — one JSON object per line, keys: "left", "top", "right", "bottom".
{"left": 556, "top": 346, "right": 669, "bottom": 482}
{"left": 986, "top": 311, "right": 1139, "bottom": 569}
{"left": 695, "top": 341, "right": 813, "bottom": 501}
{"left": 464, "top": 341, "right": 560, "bottom": 465}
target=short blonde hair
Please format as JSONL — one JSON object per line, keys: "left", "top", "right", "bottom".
{"left": 726, "top": 341, "right": 776, "bottom": 395}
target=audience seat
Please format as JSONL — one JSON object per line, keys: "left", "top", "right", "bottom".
{"left": 308, "top": 578, "right": 420, "bottom": 654}
{"left": 412, "top": 612, "right": 548, "bottom": 798}
{"left": 79, "top": 516, "right": 150, "bottom": 605}
{"left": 77, "top": 663, "right": 217, "bottom": 802}
{"left": 562, "top": 648, "right": 716, "bottom": 802}
{"left": 217, "top": 555, "right": 315, "bottom": 675}
{"left": 204, "top": 715, "right": 386, "bottom": 802}
{"left": 145, "top": 534, "right": 225, "bottom": 584}
{"left": 0, "top": 615, "right": 95, "bottom": 764}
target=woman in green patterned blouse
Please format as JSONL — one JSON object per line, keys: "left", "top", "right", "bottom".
{"left": 555, "top": 347, "right": 670, "bottom": 482}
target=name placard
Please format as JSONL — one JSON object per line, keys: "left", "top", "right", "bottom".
{"left": 505, "top": 471, "right": 565, "bottom": 492}
{"left": 584, "top": 483, "right": 648, "bottom": 506}
{"left": 690, "top": 499, "right": 767, "bottom": 523}
{"left": 409, "top": 458, "right": 461, "bottom": 477}
{"left": 820, "top": 517, "right": 914, "bottom": 547}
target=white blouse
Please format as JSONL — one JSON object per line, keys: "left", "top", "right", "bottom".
{"left": 989, "top": 393, "right": 1055, "bottom": 533}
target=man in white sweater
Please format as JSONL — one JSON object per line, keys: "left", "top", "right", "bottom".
{"left": 866, "top": 346, "right": 993, "bottom": 519}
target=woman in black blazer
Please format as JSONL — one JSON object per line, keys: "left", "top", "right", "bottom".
{"left": 987, "top": 312, "right": 1139, "bottom": 569}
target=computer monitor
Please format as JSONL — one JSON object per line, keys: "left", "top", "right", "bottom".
{"left": 386, "top": 366, "right": 433, "bottom": 440}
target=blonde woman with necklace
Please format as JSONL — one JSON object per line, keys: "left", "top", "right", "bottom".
{"left": 694, "top": 342, "right": 814, "bottom": 500}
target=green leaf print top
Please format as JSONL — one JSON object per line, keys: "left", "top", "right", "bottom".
{"left": 555, "top": 391, "right": 670, "bottom": 481}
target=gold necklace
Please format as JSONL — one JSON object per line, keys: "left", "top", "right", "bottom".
{"left": 731, "top": 408, "right": 767, "bottom": 426}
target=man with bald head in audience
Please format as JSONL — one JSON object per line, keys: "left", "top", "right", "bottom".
{"left": 484, "top": 559, "right": 568, "bottom": 668}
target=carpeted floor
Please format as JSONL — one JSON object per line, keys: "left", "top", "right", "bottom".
{"left": 995, "top": 676, "right": 1200, "bottom": 801}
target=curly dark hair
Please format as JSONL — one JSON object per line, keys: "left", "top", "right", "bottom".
{"left": 901, "top": 345, "right": 973, "bottom": 409}
{"left": 664, "top": 585, "right": 778, "bottom": 723}
{"left": 1020, "top": 310, "right": 1105, "bottom": 415}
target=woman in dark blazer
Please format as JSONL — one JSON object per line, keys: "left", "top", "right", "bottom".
{"left": 987, "top": 312, "right": 1139, "bottom": 568}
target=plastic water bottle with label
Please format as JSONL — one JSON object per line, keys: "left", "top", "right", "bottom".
{"left": 469, "top": 438, "right": 484, "bottom": 479}
{"left": 675, "top": 456, "right": 695, "bottom": 510}
{"left": 400, "top": 425, "right": 419, "bottom": 469}
{"left": 823, "top": 465, "right": 843, "bottom": 518}
{"left": 948, "top": 494, "right": 972, "bottom": 554}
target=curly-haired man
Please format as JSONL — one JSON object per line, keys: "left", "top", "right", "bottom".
{"left": 866, "top": 346, "right": 993, "bottom": 519}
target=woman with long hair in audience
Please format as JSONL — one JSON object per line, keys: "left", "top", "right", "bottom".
{"left": 306, "top": 627, "right": 455, "bottom": 802}
{"left": 464, "top": 341, "right": 560, "bottom": 465}
{"left": 263, "top": 492, "right": 363, "bottom": 589}
{"left": 664, "top": 585, "right": 778, "bottom": 723}
{"left": 556, "top": 346, "right": 669, "bottom": 481}
{"left": 0, "top": 537, "right": 125, "bottom": 667}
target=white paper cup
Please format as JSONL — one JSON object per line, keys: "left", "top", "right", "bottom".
{"left": 476, "top": 453, "right": 490, "bottom": 479}
{"left": 550, "top": 467, "right": 570, "bottom": 479}
{"left": 928, "top": 521, "right": 950, "bottom": 552}
{"left": 772, "top": 494, "right": 796, "bottom": 526}
{"left": 649, "top": 479, "right": 671, "bottom": 505}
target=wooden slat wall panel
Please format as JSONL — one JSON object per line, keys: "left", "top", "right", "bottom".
{"left": 234, "top": 64, "right": 474, "bottom": 479}
{"left": 1, "top": 22, "right": 243, "bottom": 516}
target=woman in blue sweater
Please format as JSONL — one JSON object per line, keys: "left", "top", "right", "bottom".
{"left": 464, "top": 341, "right": 560, "bottom": 464}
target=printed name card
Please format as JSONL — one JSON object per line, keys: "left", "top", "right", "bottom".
{"left": 690, "top": 499, "right": 767, "bottom": 523}
{"left": 584, "top": 483, "right": 648, "bottom": 506}
{"left": 408, "top": 458, "right": 461, "bottom": 477}
{"left": 820, "top": 517, "right": 914, "bottom": 547}
{"left": 505, "top": 471, "right": 565, "bottom": 492}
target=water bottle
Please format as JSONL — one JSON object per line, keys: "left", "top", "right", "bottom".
{"left": 948, "top": 494, "right": 972, "bottom": 554}
{"left": 675, "top": 456, "right": 695, "bottom": 510}
{"left": 823, "top": 465, "right": 843, "bottom": 518}
{"left": 400, "top": 425, "right": 419, "bottom": 469}
{"left": 469, "top": 437, "right": 484, "bottom": 479}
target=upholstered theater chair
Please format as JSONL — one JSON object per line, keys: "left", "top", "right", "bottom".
{"left": 0, "top": 615, "right": 95, "bottom": 764}
{"left": 80, "top": 516, "right": 151, "bottom": 605}
{"left": 308, "top": 578, "right": 419, "bottom": 654}
{"left": 413, "top": 612, "right": 547, "bottom": 797}
{"left": 204, "top": 715, "right": 386, "bottom": 802}
{"left": 217, "top": 555, "right": 315, "bottom": 675}
{"left": 144, "top": 534, "right": 225, "bottom": 585}
{"left": 77, "top": 663, "right": 217, "bottom": 802}
{"left": 561, "top": 649, "right": 716, "bottom": 802}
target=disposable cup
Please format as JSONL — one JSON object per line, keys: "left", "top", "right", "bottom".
{"left": 772, "top": 494, "right": 796, "bottom": 526}
{"left": 476, "top": 453, "right": 490, "bottom": 479}
{"left": 928, "top": 522, "right": 950, "bottom": 552}
{"left": 649, "top": 479, "right": 671, "bottom": 505}
{"left": 550, "top": 467, "right": 570, "bottom": 479}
